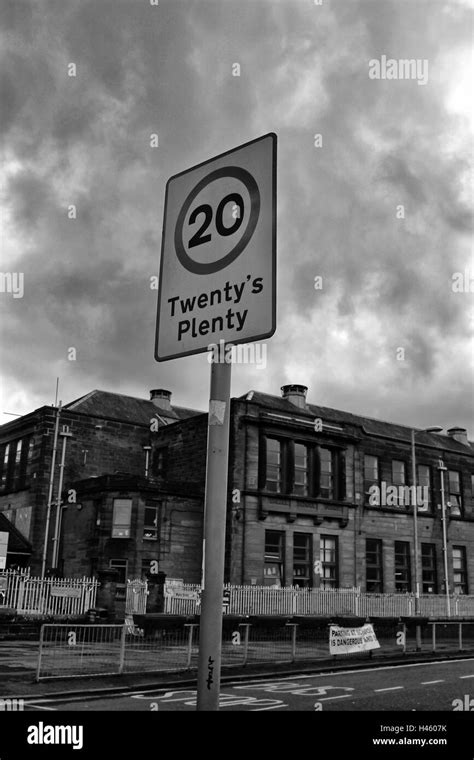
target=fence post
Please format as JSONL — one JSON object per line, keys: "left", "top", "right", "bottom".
{"left": 239, "top": 623, "right": 250, "bottom": 666}
{"left": 355, "top": 590, "right": 360, "bottom": 617}
{"left": 431, "top": 623, "right": 436, "bottom": 653}
{"left": 458, "top": 622, "right": 463, "bottom": 652}
{"left": 118, "top": 623, "right": 126, "bottom": 674}
{"left": 185, "top": 623, "right": 196, "bottom": 669}
{"left": 36, "top": 624, "right": 45, "bottom": 682}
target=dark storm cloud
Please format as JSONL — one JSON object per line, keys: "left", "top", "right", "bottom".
{"left": 0, "top": 0, "right": 472, "bottom": 434}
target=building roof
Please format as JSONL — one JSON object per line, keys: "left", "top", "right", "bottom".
{"left": 239, "top": 391, "right": 474, "bottom": 456}
{"left": 64, "top": 390, "right": 202, "bottom": 426}
{"left": 0, "top": 513, "right": 32, "bottom": 555}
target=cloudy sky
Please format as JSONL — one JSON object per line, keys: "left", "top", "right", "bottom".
{"left": 1, "top": 0, "right": 472, "bottom": 434}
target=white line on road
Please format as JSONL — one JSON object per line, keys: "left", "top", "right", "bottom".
{"left": 24, "top": 703, "right": 57, "bottom": 711}
{"left": 318, "top": 695, "right": 352, "bottom": 701}
{"left": 459, "top": 675, "right": 474, "bottom": 679}
{"left": 251, "top": 704, "right": 287, "bottom": 711}
{"left": 421, "top": 680, "right": 445, "bottom": 685}
{"left": 374, "top": 686, "right": 404, "bottom": 692}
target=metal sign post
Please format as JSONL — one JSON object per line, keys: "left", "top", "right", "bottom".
{"left": 154, "top": 133, "right": 276, "bottom": 710}
{"left": 196, "top": 356, "right": 231, "bottom": 711}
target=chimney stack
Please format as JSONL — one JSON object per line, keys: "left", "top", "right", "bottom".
{"left": 446, "top": 427, "right": 469, "bottom": 447}
{"left": 281, "top": 384, "right": 308, "bottom": 409}
{"left": 150, "top": 389, "right": 172, "bottom": 413}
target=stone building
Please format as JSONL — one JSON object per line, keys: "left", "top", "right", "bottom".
{"left": 1, "top": 382, "right": 473, "bottom": 598}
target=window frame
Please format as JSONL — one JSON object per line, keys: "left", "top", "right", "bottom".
{"left": 421, "top": 543, "right": 437, "bottom": 594}
{"left": 293, "top": 532, "right": 312, "bottom": 587}
{"left": 364, "top": 455, "right": 379, "bottom": 499}
{"left": 448, "top": 470, "right": 463, "bottom": 516}
{"left": 111, "top": 498, "right": 132, "bottom": 539}
{"left": 366, "top": 538, "right": 384, "bottom": 593}
{"left": 320, "top": 535, "right": 339, "bottom": 589}
{"left": 416, "top": 464, "right": 432, "bottom": 513}
{"left": 143, "top": 504, "right": 159, "bottom": 541}
{"left": 264, "top": 530, "right": 285, "bottom": 587}
{"left": 452, "top": 545, "right": 468, "bottom": 594}
{"left": 394, "top": 540, "right": 411, "bottom": 593}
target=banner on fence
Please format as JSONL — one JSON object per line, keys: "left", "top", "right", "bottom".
{"left": 50, "top": 586, "right": 82, "bottom": 598}
{"left": 329, "top": 624, "right": 380, "bottom": 655}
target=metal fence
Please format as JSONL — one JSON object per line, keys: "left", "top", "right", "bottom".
{"left": 36, "top": 619, "right": 474, "bottom": 680}
{"left": 125, "top": 579, "right": 148, "bottom": 615}
{"left": 164, "top": 583, "right": 473, "bottom": 618}
{"left": 0, "top": 570, "right": 98, "bottom": 617}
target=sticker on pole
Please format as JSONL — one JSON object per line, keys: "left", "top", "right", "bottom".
{"left": 155, "top": 133, "right": 277, "bottom": 361}
{"left": 329, "top": 624, "right": 380, "bottom": 655}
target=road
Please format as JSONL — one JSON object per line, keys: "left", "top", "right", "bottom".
{"left": 22, "top": 658, "right": 474, "bottom": 712}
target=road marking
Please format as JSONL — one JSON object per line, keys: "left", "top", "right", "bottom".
{"left": 24, "top": 703, "right": 57, "bottom": 711}
{"left": 319, "top": 695, "right": 352, "bottom": 701}
{"left": 459, "top": 675, "right": 474, "bottom": 679}
{"left": 374, "top": 686, "right": 404, "bottom": 692}
{"left": 421, "top": 680, "right": 445, "bottom": 685}
{"left": 251, "top": 704, "right": 287, "bottom": 711}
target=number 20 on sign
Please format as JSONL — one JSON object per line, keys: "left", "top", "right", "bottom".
{"left": 155, "top": 133, "right": 276, "bottom": 361}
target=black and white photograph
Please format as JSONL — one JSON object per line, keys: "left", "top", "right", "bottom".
{"left": 0, "top": 0, "right": 473, "bottom": 753}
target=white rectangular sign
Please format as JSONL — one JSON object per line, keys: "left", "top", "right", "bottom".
{"left": 155, "top": 133, "right": 276, "bottom": 361}
{"left": 329, "top": 624, "right": 380, "bottom": 655}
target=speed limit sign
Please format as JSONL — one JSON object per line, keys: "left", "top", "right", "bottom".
{"left": 155, "top": 133, "right": 276, "bottom": 361}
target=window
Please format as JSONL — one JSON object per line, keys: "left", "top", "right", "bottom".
{"left": 143, "top": 505, "right": 159, "bottom": 541}
{"left": 109, "top": 559, "right": 128, "bottom": 598}
{"left": 111, "top": 498, "right": 132, "bottom": 538}
{"left": 293, "top": 533, "right": 312, "bottom": 587}
{"left": 421, "top": 544, "right": 437, "bottom": 594}
{"left": 417, "top": 465, "right": 431, "bottom": 512}
{"left": 14, "top": 439, "right": 22, "bottom": 466}
{"left": 364, "top": 455, "right": 379, "bottom": 496}
{"left": 152, "top": 448, "right": 167, "bottom": 478}
{"left": 319, "top": 448, "right": 334, "bottom": 499}
{"left": 264, "top": 530, "right": 284, "bottom": 586}
{"left": 294, "top": 444, "right": 309, "bottom": 496}
{"left": 265, "top": 438, "right": 283, "bottom": 493}
{"left": 448, "top": 470, "right": 462, "bottom": 516}
{"left": 394, "top": 541, "right": 411, "bottom": 592}
{"left": 320, "top": 535, "right": 338, "bottom": 589}
{"left": 366, "top": 539, "right": 383, "bottom": 593}
{"left": 453, "top": 546, "right": 468, "bottom": 594}
{"left": 392, "top": 460, "right": 406, "bottom": 507}
{"left": 1, "top": 444, "right": 10, "bottom": 488}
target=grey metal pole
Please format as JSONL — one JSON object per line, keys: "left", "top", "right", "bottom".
{"left": 439, "top": 464, "right": 451, "bottom": 617}
{"left": 41, "top": 402, "right": 61, "bottom": 578}
{"left": 411, "top": 430, "right": 421, "bottom": 650}
{"left": 52, "top": 428, "right": 72, "bottom": 569}
{"left": 196, "top": 358, "right": 231, "bottom": 711}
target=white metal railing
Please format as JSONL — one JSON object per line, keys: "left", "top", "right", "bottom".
{"left": 0, "top": 570, "right": 98, "bottom": 617}
{"left": 125, "top": 578, "right": 148, "bottom": 615}
{"left": 163, "top": 583, "right": 474, "bottom": 618}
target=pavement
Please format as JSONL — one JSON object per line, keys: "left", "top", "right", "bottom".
{"left": 1, "top": 638, "right": 474, "bottom": 703}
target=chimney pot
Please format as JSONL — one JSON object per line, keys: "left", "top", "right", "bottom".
{"left": 447, "top": 427, "right": 469, "bottom": 446}
{"left": 281, "top": 384, "right": 308, "bottom": 409}
{"left": 150, "top": 389, "right": 172, "bottom": 412}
